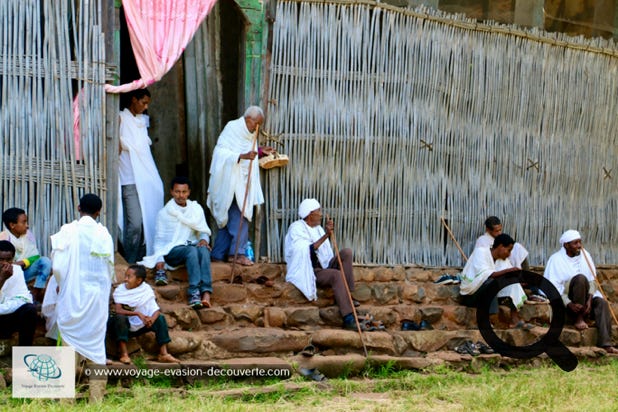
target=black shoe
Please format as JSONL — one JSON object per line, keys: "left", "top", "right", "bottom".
{"left": 454, "top": 340, "right": 480, "bottom": 356}
{"left": 475, "top": 341, "right": 495, "bottom": 354}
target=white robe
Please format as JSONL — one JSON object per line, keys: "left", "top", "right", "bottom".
{"left": 475, "top": 233, "right": 529, "bottom": 268}
{"left": 544, "top": 247, "right": 601, "bottom": 306}
{"left": 117, "top": 108, "right": 164, "bottom": 255}
{"left": 113, "top": 282, "right": 159, "bottom": 332}
{"left": 460, "top": 246, "right": 527, "bottom": 309}
{"left": 206, "top": 117, "right": 264, "bottom": 228}
{"left": 284, "top": 220, "right": 334, "bottom": 301}
{"left": 0, "top": 264, "right": 33, "bottom": 315}
{"left": 140, "top": 199, "right": 211, "bottom": 268}
{"left": 48, "top": 216, "right": 114, "bottom": 365}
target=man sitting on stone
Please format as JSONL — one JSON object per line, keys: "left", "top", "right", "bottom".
{"left": 0, "top": 240, "right": 37, "bottom": 346}
{"left": 475, "top": 216, "right": 547, "bottom": 303}
{"left": 141, "top": 176, "right": 213, "bottom": 309}
{"left": 544, "top": 230, "right": 618, "bottom": 354}
{"left": 284, "top": 198, "right": 358, "bottom": 330}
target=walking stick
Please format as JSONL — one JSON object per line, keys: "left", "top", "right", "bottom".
{"left": 326, "top": 214, "right": 368, "bottom": 357}
{"left": 440, "top": 216, "right": 468, "bottom": 262}
{"left": 582, "top": 248, "right": 618, "bottom": 327}
{"left": 229, "top": 125, "right": 259, "bottom": 283}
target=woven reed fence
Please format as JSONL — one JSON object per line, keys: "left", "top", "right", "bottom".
{"left": 264, "top": 0, "right": 618, "bottom": 266}
{"left": 0, "top": 0, "right": 108, "bottom": 255}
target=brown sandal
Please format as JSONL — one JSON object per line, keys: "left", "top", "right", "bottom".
{"left": 157, "top": 353, "right": 180, "bottom": 363}
{"left": 119, "top": 354, "right": 131, "bottom": 364}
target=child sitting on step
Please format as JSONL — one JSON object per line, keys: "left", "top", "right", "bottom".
{"left": 109, "top": 264, "right": 179, "bottom": 364}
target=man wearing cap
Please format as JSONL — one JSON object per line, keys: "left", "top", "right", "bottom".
{"left": 544, "top": 230, "right": 617, "bottom": 353}
{"left": 284, "top": 199, "right": 357, "bottom": 329}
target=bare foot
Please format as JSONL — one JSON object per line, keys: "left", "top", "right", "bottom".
{"left": 574, "top": 319, "right": 588, "bottom": 330}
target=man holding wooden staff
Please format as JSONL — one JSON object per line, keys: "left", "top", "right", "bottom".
{"left": 544, "top": 230, "right": 618, "bottom": 354}
{"left": 285, "top": 199, "right": 361, "bottom": 330}
{"left": 207, "top": 106, "right": 272, "bottom": 266}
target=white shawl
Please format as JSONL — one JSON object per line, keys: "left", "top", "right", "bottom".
{"left": 113, "top": 282, "right": 159, "bottom": 331}
{"left": 475, "top": 233, "right": 529, "bottom": 268}
{"left": 206, "top": 117, "right": 264, "bottom": 228}
{"left": 117, "top": 108, "right": 164, "bottom": 255}
{"left": 284, "top": 220, "right": 334, "bottom": 301}
{"left": 49, "top": 216, "right": 114, "bottom": 365}
{"left": 0, "top": 264, "right": 33, "bottom": 315}
{"left": 460, "top": 246, "right": 526, "bottom": 308}
{"left": 140, "top": 199, "right": 211, "bottom": 268}
{"left": 544, "top": 247, "right": 601, "bottom": 306}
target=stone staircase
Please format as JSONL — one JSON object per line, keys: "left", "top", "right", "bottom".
{"left": 104, "top": 256, "right": 618, "bottom": 375}
{"left": 2, "top": 255, "right": 618, "bottom": 382}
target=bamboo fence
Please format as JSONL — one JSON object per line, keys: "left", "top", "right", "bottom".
{"left": 264, "top": 0, "right": 618, "bottom": 266}
{"left": 0, "top": 0, "right": 107, "bottom": 255}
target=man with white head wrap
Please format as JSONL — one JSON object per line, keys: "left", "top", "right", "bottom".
{"left": 284, "top": 199, "right": 358, "bottom": 329}
{"left": 544, "top": 230, "right": 617, "bottom": 353}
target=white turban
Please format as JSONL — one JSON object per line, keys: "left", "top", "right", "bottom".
{"left": 559, "top": 230, "right": 581, "bottom": 245}
{"left": 299, "top": 198, "right": 320, "bottom": 219}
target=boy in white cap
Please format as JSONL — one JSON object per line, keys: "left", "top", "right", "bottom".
{"left": 544, "top": 230, "right": 617, "bottom": 353}
{"left": 284, "top": 199, "right": 358, "bottom": 329}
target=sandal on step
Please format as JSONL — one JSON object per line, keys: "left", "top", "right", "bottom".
{"left": 299, "top": 367, "right": 327, "bottom": 382}
{"left": 157, "top": 353, "right": 180, "bottom": 363}
{"left": 300, "top": 344, "right": 316, "bottom": 357}
{"left": 201, "top": 292, "right": 211, "bottom": 308}
{"left": 119, "top": 354, "right": 131, "bottom": 365}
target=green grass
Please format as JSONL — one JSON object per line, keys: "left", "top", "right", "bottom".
{"left": 2, "top": 360, "right": 618, "bottom": 411}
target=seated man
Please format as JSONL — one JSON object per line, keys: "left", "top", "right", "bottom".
{"left": 0, "top": 240, "right": 37, "bottom": 346}
{"left": 109, "top": 264, "right": 179, "bottom": 364}
{"left": 544, "top": 230, "right": 618, "bottom": 354}
{"left": 284, "top": 199, "right": 357, "bottom": 330}
{"left": 460, "top": 234, "right": 530, "bottom": 329}
{"left": 141, "top": 176, "right": 213, "bottom": 309}
{"left": 475, "top": 216, "right": 547, "bottom": 303}
{"left": 1, "top": 207, "right": 52, "bottom": 303}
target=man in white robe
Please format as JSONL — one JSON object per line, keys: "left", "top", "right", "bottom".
{"left": 0, "top": 240, "right": 37, "bottom": 346}
{"left": 544, "top": 230, "right": 617, "bottom": 353}
{"left": 207, "top": 106, "right": 272, "bottom": 267}
{"left": 460, "top": 233, "right": 529, "bottom": 328}
{"left": 141, "top": 176, "right": 213, "bottom": 309}
{"left": 284, "top": 199, "right": 357, "bottom": 329}
{"left": 475, "top": 216, "right": 547, "bottom": 303}
{"left": 48, "top": 194, "right": 114, "bottom": 365}
{"left": 118, "top": 88, "right": 164, "bottom": 263}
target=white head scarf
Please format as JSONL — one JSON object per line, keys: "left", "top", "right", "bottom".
{"left": 299, "top": 198, "right": 320, "bottom": 219}
{"left": 559, "top": 230, "right": 581, "bottom": 245}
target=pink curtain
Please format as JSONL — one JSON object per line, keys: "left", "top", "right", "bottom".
{"left": 105, "top": 0, "right": 217, "bottom": 94}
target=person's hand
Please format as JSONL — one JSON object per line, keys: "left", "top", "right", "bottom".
{"left": 15, "top": 260, "right": 26, "bottom": 269}
{"left": 155, "top": 262, "right": 166, "bottom": 271}
{"left": 143, "top": 315, "right": 154, "bottom": 328}
{"left": 239, "top": 151, "right": 258, "bottom": 161}
{"left": 197, "top": 239, "right": 211, "bottom": 250}
{"left": 0, "top": 262, "right": 13, "bottom": 280}
{"left": 324, "top": 219, "right": 334, "bottom": 237}
{"left": 568, "top": 302, "right": 584, "bottom": 314}
{"left": 260, "top": 146, "right": 275, "bottom": 157}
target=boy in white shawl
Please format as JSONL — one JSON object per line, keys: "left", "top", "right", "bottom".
{"left": 207, "top": 106, "right": 273, "bottom": 267}
{"left": 544, "top": 230, "right": 617, "bottom": 353}
{"left": 460, "top": 233, "right": 531, "bottom": 329}
{"left": 284, "top": 199, "right": 358, "bottom": 329}
{"left": 110, "top": 264, "right": 179, "bottom": 364}
{"left": 140, "top": 176, "right": 213, "bottom": 309}
{"left": 46, "top": 194, "right": 114, "bottom": 365}
{"left": 475, "top": 216, "right": 547, "bottom": 303}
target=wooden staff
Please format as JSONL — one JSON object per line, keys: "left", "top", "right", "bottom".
{"left": 229, "top": 125, "right": 259, "bottom": 283}
{"left": 582, "top": 248, "right": 618, "bottom": 327}
{"left": 440, "top": 216, "right": 468, "bottom": 262}
{"left": 326, "top": 213, "right": 368, "bottom": 357}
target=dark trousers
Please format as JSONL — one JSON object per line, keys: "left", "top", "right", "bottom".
{"left": 108, "top": 314, "right": 171, "bottom": 346}
{"left": 211, "top": 200, "right": 249, "bottom": 259}
{"left": 315, "top": 248, "right": 355, "bottom": 316}
{"left": 568, "top": 274, "right": 612, "bottom": 347}
{"left": 0, "top": 303, "right": 37, "bottom": 346}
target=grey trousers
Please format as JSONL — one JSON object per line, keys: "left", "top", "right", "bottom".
{"left": 121, "top": 184, "right": 145, "bottom": 264}
{"left": 568, "top": 274, "right": 612, "bottom": 347}
{"left": 315, "top": 248, "right": 355, "bottom": 317}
